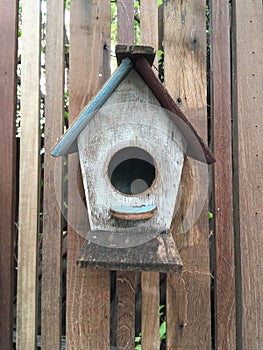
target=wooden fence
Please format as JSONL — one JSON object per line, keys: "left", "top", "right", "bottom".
{"left": 0, "top": 0, "right": 262, "bottom": 349}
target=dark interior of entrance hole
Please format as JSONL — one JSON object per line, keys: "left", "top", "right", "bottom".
{"left": 108, "top": 147, "right": 156, "bottom": 195}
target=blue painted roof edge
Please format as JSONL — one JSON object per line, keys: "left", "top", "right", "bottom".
{"left": 51, "top": 58, "right": 133, "bottom": 157}
{"left": 111, "top": 205, "right": 157, "bottom": 214}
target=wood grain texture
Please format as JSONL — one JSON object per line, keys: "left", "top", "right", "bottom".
{"left": 141, "top": 272, "right": 160, "bottom": 350}
{"left": 66, "top": 1, "right": 111, "bottom": 349}
{"left": 17, "top": 1, "right": 40, "bottom": 350}
{"left": 78, "top": 231, "right": 183, "bottom": 273}
{"left": 67, "top": 156, "right": 111, "bottom": 350}
{"left": 164, "top": 1, "right": 211, "bottom": 349}
{"left": 16, "top": 1, "right": 41, "bottom": 349}
{"left": 211, "top": 2, "right": 236, "bottom": 349}
{"left": 140, "top": 4, "right": 160, "bottom": 350}
{"left": 116, "top": 271, "right": 135, "bottom": 350}
{"left": 115, "top": 6, "right": 136, "bottom": 350}
{"left": 0, "top": 1, "right": 18, "bottom": 349}
{"left": 115, "top": 45, "right": 156, "bottom": 66}
{"left": 117, "top": 0, "right": 135, "bottom": 44}
{"left": 41, "top": 0, "right": 64, "bottom": 349}
{"left": 233, "top": 0, "right": 263, "bottom": 348}
{"left": 140, "top": 0, "right": 159, "bottom": 69}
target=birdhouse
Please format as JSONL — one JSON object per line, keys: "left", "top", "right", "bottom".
{"left": 51, "top": 45, "right": 215, "bottom": 273}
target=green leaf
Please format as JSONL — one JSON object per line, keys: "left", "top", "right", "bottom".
{"left": 134, "top": 0, "right": 140, "bottom": 9}
{"left": 135, "top": 345, "right": 141, "bottom": 350}
{"left": 159, "top": 321, "right": 166, "bottom": 339}
{"left": 135, "top": 336, "right": 141, "bottom": 342}
{"left": 65, "top": 0, "right": 70, "bottom": 10}
{"left": 208, "top": 211, "right": 213, "bottom": 219}
{"left": 159, "top": 304, "right": 165, "bottom": 316}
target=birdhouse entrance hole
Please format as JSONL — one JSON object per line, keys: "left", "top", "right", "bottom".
{"left": 108, "top": 147, "right": 156, "bottom": 196}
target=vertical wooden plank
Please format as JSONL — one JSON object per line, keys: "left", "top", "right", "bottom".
{"left": 211, "top": 2, "right": 236, "bottom": 349}
{"left": 164, "top": 1, "right": 211, "bottom": 349}
{"left": 233, "top": 0, "right": 263, "bottom": 348}
{"left": 141, "top": 272, "right": 160, "bottom": 350}
{"left": 116, "top": 271, "right": 135, "bottom": 350}
{"left": 141, "top": 0, "right": 158, "bottom": 67}
{"left": 117, "top": 0, "right": 135, "bottom": 44}
{"left": 66, "top": 1, "right": 111, "bottom": 349}
{"left": 16, "top": 0, "right": 41, "bottom": 349}
{"left": 115, "top": 4, "right": 136, "bottom": 350}
{"left": 41, "top": 0, "right": 64, "bottom": 349}
{"left": 140, "top": 2, "right": 160, "bottom": 350}
{"left": 140, "top": 0, "right": 158, "bottom": 48}
{"left": 0, "top": 1, "right": 18, "bottom": 349}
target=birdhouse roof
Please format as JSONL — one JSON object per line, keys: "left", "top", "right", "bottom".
{"left": 51, "top": 45, "right": 215, "bottom": 164}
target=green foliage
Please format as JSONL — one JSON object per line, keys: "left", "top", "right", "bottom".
{"left": 158, "top": 50, "right": 164, "bottom": 83}
{"left": 111, "top": 1, "right": 118, "bottom": 45}
{"left": 65, "top": 0, "right": 70, "bottom": 11}
{"left": 134, "top": 0, "right": 140, "bottom": 44}
{"left": 206, "top": 4, "right": 210, "bottom": 34}
{"left": 159, "top": 305, "right": 166, "bottom": 340}
{"left": 206, "top": 4, "right": 211, "bottom": 54}
{"left": 135, "top": 333, "right": 142, "bottom": 350}
{"left": 159, "top": 321, "right": 166, "bottom": 340}
{"left": 64, "top": 89, "right": 69, "bottom": 127}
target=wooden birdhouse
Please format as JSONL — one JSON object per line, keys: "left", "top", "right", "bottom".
{"left": 51, "top": 45, "right": 215, "bottom": 273}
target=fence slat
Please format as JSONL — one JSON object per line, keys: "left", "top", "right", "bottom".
{"left": 233, "top": 1, "right": 263, "bottom": 348}
{"left": 164, "top": 1, "right": 211, "bottom": 349}
{"left": 0, "top": 1, "right": 18, "bottom": 349}
{"left": 41, "top": 0, "right": 64, "bottom": 349}
{"left": 16, "top": 1, "right": 41, "bottom": 349}
{"left": 141, "top": 272, "right": 160, "bottom": 350}
{"left": 66, "top": 0, "right": 111, "bottom": 349}
{"left": 117, "top": 0, "right": 135, "bottom": 44}
{"left": 211, "top": 1, "right": 236, "bottom": 349}
{"left": 140, "top": 2, "right": 160, "bottom": 350}
{"left": 116, "top": 271, "right": 135, "bottom": 350}
{"left": 140, "top": 0, "right": 158, "bottom": 68}
{"left": 115, "top": 4, "right": 136, "bottom": 350}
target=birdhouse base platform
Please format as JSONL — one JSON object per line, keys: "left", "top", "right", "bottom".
{"left": 77, "top": 230, "right": 183, "bottom": 274}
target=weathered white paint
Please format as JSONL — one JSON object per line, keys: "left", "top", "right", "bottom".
{"left": 77, "top": 69, "right": 185, "bottom": 235}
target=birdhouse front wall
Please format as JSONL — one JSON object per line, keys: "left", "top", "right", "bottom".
{"left": 77, "top": 69, "right": 186, "bottom": 236}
